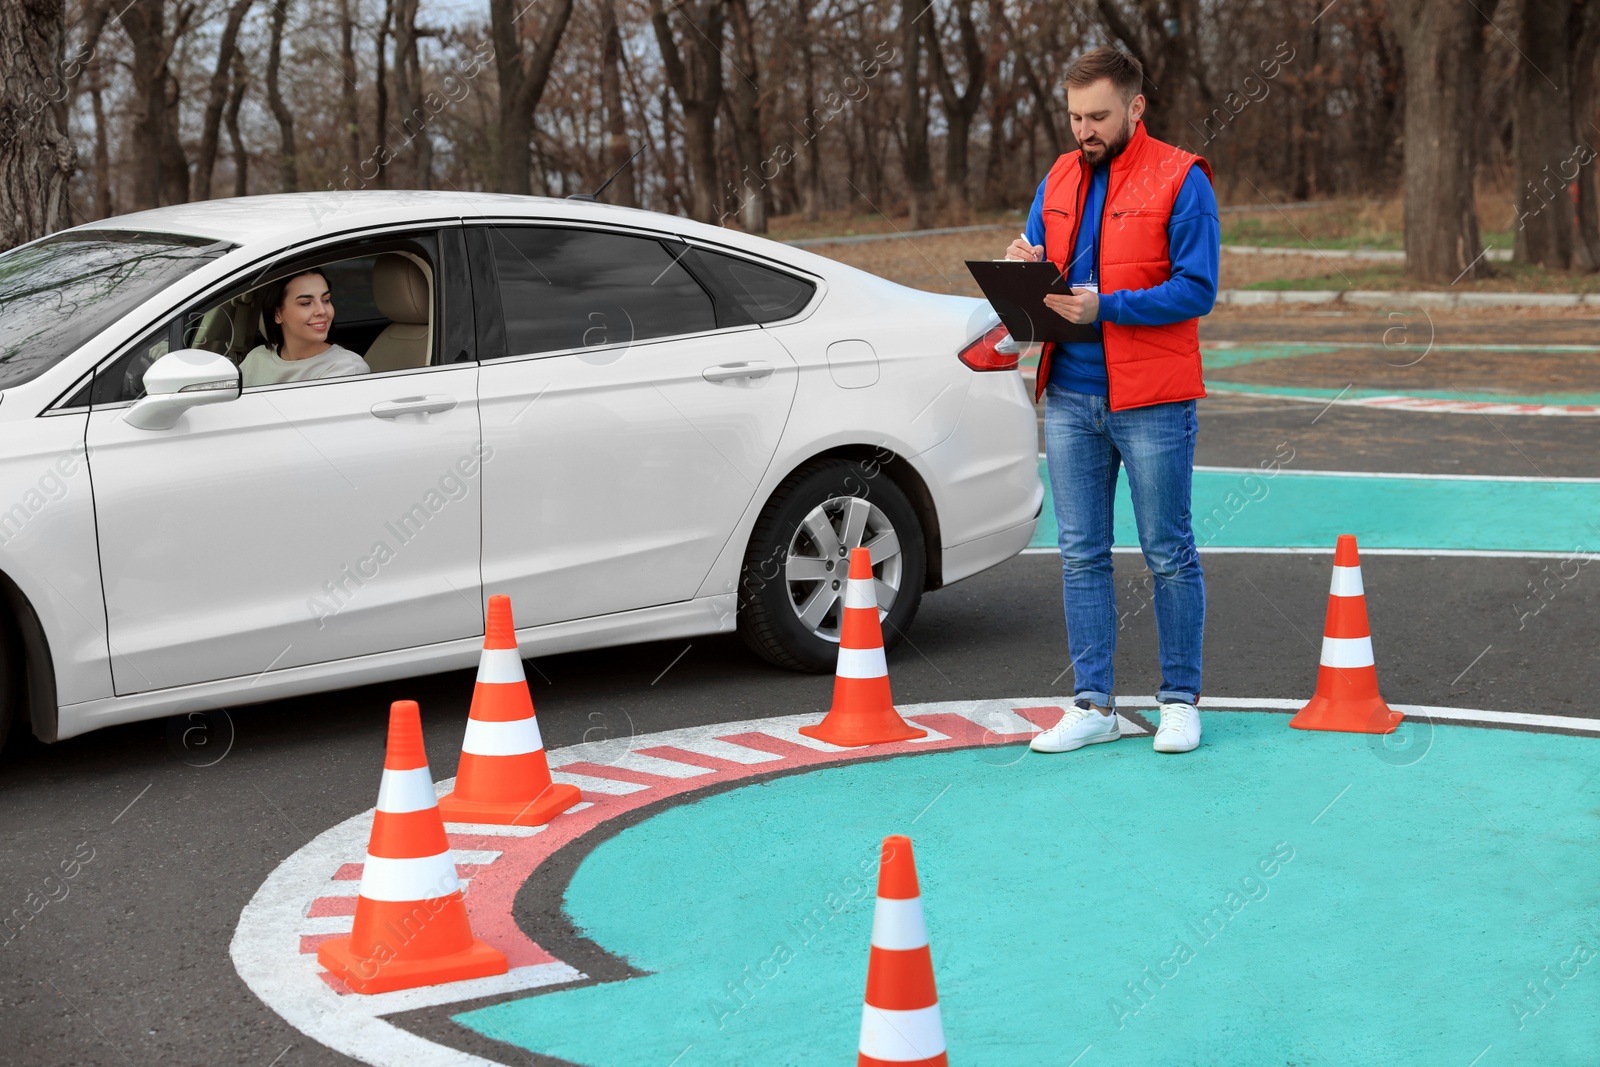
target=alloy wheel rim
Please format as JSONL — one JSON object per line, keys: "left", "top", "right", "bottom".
{"left": 783, "top": 495, "right": 902, "bottom": 643}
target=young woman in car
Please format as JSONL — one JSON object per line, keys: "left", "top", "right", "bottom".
{"left": 240, "top": 269, "right": 371, "bottom": 387}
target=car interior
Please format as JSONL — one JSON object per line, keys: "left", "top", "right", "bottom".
{"left": 82, "top": 245, "right": 439, "bottom": 408}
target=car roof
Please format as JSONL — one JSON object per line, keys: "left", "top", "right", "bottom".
{"left": 64, "top": 191, "right": 812, "bottom": 267}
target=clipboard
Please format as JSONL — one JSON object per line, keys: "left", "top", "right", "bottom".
{"left": 965, "top": 260, "right": 1102, "bottom": 344}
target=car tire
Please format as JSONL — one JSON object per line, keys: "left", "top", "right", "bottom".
{"left": 738, "top": 458, "right": 927, "bottom": 673}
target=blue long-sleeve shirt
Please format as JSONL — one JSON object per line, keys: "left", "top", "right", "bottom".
{"left": 1024, "top": 162, "right": 1220, "bottom": 396}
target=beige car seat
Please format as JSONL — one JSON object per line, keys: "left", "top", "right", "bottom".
{"left": 363, "top": 253, "right": 433, "bottom": 373}
{"left": 191, "top": 294, "right": 260, "bottom": 363}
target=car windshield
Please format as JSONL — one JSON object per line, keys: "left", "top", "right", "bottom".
{"left": 0, "top": 229, "right": 233, "bottom": 390}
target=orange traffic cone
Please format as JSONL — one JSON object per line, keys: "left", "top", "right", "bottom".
{"left": 1290, "top": 535, "right": 1403, "bottom": 734}
{"left": 799, "top": 548, "right": 926, "bottom": 747}
{"left": 438, "top": 595, "right": 580, "bottom": 825}
{"left": 857, "top": 834, "right": 946, "bottom": 1067}
{"left": 317, "top": 700, "right": 508, "bottom": 993}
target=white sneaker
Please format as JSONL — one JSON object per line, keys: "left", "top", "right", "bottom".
{"left": 1029, "top": 702, "right": 1120, "bottom": 753}
{"left": 1153, "top": 702, "right": 1201, "bottom": 753}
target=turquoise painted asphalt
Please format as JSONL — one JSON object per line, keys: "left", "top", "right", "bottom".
{"left": 453, "top": 715, "right": 1600, "bottom": 1065}
{"left": 1029, "top": 461, "right": 1600, "bottom": 552}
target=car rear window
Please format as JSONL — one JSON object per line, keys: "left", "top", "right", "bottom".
{"left": 0, "top": 229, "right": 233, "bottom": 390}
{"left": 684, "top": 247, "right": 817, "bottom": 326}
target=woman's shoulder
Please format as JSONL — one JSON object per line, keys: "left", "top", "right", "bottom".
{"left": 240, "top": 344, "right": 279, "bottom": 364}
{"left": 321, "top": 344, "right": 372, "bottom": 371}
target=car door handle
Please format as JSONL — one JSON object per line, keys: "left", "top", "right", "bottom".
{"left": 370, "top": 395, "right": 458, "bottom": 419}
{"left": 702, "top": 361, "right": 774, "bottom": 384}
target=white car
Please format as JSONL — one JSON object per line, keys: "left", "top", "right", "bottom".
{"left": 0, "top": 191, "right": 1041, "bottom": 747}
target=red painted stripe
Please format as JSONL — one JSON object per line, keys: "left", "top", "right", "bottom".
{"left": 556, "top": 761, "right": 677, "bottom": 788}
{"left": 633, "top": 745, "right": 763, "bottom": 772}
{"left": 299, "top": 932, "right": 346, "bottom": 955}
{"left": 906, "top": 713, "right": 1012, "bottom": 745}
{"left": 1012, "top": 705, "right": 1067, "bottom": 731}
{"left": 864, "top": 945, "right": 938, "bottom": 1008}
{"left": 308, "top": 895, "right": 359, "bottom": 918}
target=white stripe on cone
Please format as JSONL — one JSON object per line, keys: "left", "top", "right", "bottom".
{"left": 836, "top": 645, "right": 888, "bottom": 679}
{"left": 1320, "top": 635, "right": 1375, "bottom": 669}
{"left": 1329, "top": 565, "right": 1364, "bottom": 597}
{"left": 374, "top": 767, "right": 438, "bottom": 814}
{"left": 476, "top": 648, "right": 526, "bottom": 684}
{"left": 858, "top": 1004, "right": 946, "bottom": 1060}
{"left": 869, "top": 896, "right": 928, "bottom": 951}
{"left": 843, "top": 575, "right": 878, "bottom": 610}
{"left": 462, "top": 716, "right": 545, "bottom": 757}
{"left": 358, "top": 852, "right": 460, "bottom": 902}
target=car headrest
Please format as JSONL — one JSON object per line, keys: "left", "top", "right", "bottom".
{"left": 372, "top": 253, "right": 430, "bottom": 325}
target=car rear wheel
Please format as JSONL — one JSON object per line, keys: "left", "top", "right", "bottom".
{"left": 738, "top": 459, "right": 927, "bottom": 672}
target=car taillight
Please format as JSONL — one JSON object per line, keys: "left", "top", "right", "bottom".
{"left": 958, "top": 323, "right": 1021, "bottom": 371}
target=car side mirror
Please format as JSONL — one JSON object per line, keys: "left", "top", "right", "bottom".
{"left": 124, "top": 348, "right": 242, "bottom": 430}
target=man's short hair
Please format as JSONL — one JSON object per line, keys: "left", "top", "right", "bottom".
{"left": 1064, "top": 47, "right": 1144, "bottom": 103}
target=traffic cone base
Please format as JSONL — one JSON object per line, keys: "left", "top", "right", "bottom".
{"left": 801, "top": 550, "right": 926, "bottom": 747}
{"left": 318, "top": 921, "right": 506, "bottom": 995}
{"left": 437, "top": 779, "right": 580, "bottom": 824}
{"left": 1290, "top": 535, "right": 1403, "bottom": 735}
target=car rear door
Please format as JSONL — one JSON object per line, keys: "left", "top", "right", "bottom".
{"left": 469, "top": 223, "right": 801, "bottom": 627}
{"left": 84, "top": 225, "right": 485, "bottom": 694}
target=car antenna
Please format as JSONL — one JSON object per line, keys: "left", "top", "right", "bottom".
{"left": 566, "top": 146, "right": 644, "bottom": 203}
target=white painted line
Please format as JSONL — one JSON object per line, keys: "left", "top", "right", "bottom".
{"left": 1019, "top": 546, "right": 1594, "bottom": 560}
{"left": 1192, "top": 464, "right": 1600, "bottom": 484}
{"left": 548, "top": 772, "right": 649, "bottom": 795}
{"left": 299, "top": 915, "right": 354, "bottom": 935}
{"left": 443, "top": 822, "right": 546, "bottom": 839}
{"left": 345, "top": 962, "right": 584, "bottom": 1018}
{"left": 584, "top": 752, "right": 716, "bottom": 780}
{"left": 451, "top": 850, "right": 502, "bottom": 867}
{"left": 648, "top": 737, "right": 785, "bottom": 765}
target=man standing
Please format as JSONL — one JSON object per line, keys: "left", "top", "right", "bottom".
{"left": 1007, "top": 48, "right": 1218, "bottom": 756}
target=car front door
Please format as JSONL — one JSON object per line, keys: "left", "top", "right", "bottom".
{"left": 470, "top": 223, "right": 802, "bottom": 628}
{"left": 85, "top": 226, "right": 485, "bottom": 694}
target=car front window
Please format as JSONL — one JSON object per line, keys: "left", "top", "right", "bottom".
{"left": 0, "top": 229, "right": 233, "bottom": 391}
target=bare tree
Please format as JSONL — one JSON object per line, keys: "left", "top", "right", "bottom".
{"left": 194, "top": 0, "right": 255, "bottom": 200}
{"left": 391, "top": 0, "right": 432, "bottom": 187}
{"left": 725, "top": 0, "right": 767, "bottom": 231}
{"left": 225, "top": 65, "right": 249, "bottom": 196}
{"left": 374, "top": 0, "right": 392, "bottom": 187}
{"left": 1390, "top": 0, "right": 1489, "bottom": 283}
{"left": 651, "top": 0, "right": 726, "bottom": 222}
{"left": 490, "top": 0, "right": 576, "bottom": 194}
{"left": 338, "top": 0, "right": 361, "bottom": 176}
{"left": 924, "top": 0, "right": 988, "bottom": 210}
{"left": 900, "top": 0, "right": 933, "bottom": 228}
{"left": 599, "top": 0, "right": 637, "bottom": 206}
{"left": 265, "top": 0, "right": 299, "bottom": 191}
{"left": 0, "top": 0, "right": 79, "bottom": 247}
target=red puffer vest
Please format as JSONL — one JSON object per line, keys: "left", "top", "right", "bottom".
{"left": 1037, "top": 121, "right": 1212, "bottom": 411}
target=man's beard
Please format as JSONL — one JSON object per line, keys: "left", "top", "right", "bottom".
{"left": 1081, "top": 115, "right": 1135, "bottom": 166}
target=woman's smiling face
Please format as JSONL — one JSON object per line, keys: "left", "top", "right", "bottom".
{"left": 274, "top": 272, "right": 334, "bottom": 352}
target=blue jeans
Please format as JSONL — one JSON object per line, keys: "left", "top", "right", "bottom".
{"left": 1043, "top": 383, "right": 1205, "bottom": 707}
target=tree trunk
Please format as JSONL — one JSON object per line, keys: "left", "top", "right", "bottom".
{"left": 226, "top": 66, "right": 249, "bottom": 196}
{"left": 339, "top": 0, "right": 361, "bottom": 176}
{"left": 1392, "top": 0, "right": 1488, "bottom": 283}
{"left": 266, "top": 0, "right": 299, "bottom": 192}
{"left": 89, "top": 61, "right": 112, "bottom": 216}
{"left": 1572, "top": 0, "right": 1600, "bottom": 270}
{"left": 194, "top": 0, "right": 255, "bottom": 200}
{"left": 118, "top": 0, "right": 169, "bottom": 210}
{"left": 1514, "top": 0, "right": 1577, "bottom": 268}
{"left": 650, "top": 0, "right": 725, "bottom": 222}
{"left": 491, "top": 0, "right": 577, "bottom": 194}
{"left": 901, "top": 0, "right": 933, "bottom": 228}
{"left": 160, "top": 70, "right": 189, "bottom": 205}
{"left": 725, "top": 0, "right": 766, "bottom": 231}
{"left": 924, "top": 0, "right": 987, "bottom": 210}
{"left": 798, "top": 3, "right": 821, "bottom": 221}
{"left": 599, "top": 0, "right": 638, "bottom": 206}
{"left": 0, "top": 0, "right": 77, "bottom": 247}
{"left": 374, "top": 0, "right": 392, "bottom": 188}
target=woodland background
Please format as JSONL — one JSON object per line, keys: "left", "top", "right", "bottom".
{"left": 2, "top": 0, "right": 1599, "bottom": 283}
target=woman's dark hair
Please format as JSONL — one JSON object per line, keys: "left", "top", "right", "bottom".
{"left": 257, "top": 269, "right": 330, "bottom": 350}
